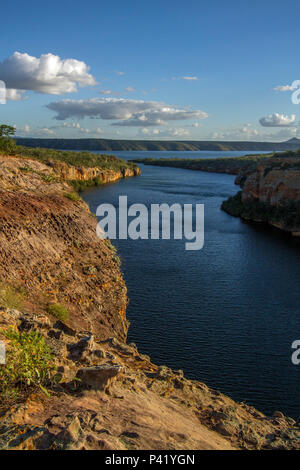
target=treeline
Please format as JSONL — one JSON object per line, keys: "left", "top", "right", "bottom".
{"left": 15, "top": 137, "right": 300, "bottom": 152}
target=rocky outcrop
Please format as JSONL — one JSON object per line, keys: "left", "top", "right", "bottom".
{"left": 1, "top": 306, "right": 300, "bottom": 450}
{"left": 222, "top": 157, "right": 300, "bottom": 235}
{"left": 50, "top": 160, "right": 140, "bottom": 184}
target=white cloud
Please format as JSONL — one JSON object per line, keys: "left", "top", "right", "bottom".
{"left": 183, "top": 76, "right": 198, "bottom": 81}
{"left": 0, "top": 52, "right": 96, "bottom": 98}
{"left": 274, "top": 85, "right": 295, "bottom": 92}
{"left": 47, "top": 97, "right": 208, "bottom": 127}
{"left": 172, "top": 76, "right": 198, "bottom": 81}
{"left": 99, "top": 89, "right": 113, "bottom": 95}
{"left": 140, "top": 127, "right": 191, "bottom": 138}
{"left": 5, "top": 88, "right": 25, "bottom": 101}
{"left": 209, "top": 124, "right": 300, "bottom": 142}
{"left": 125, "top": 86, "right": 135, "bottom": 93}
{"left": 16, "top": 125, "right": 55, "bottom": 137}
{"left": 16, "top": 121, "right": 104, "bottom": 137}
{"left": 115, "top": 71, "right": 125, "bottom": 76}
{"left": 259, "top": 113, "right": 296, "bottom": 127}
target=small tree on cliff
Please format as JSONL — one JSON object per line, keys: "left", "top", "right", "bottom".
{"left": 0, "top": 124, "right": 16, "bottom": 154}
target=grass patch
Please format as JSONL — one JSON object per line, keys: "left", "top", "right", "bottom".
{"left": 0, "top": 284, "right": 26, "bottom": 310}
{"left": 0, "top": 328, "right": 55, "bottom": 405}
{"left": 47, "top": 303, "right": 69, "bottom": 322}
{"left": 64, "top": 192, "right": 81, "bottom": 202}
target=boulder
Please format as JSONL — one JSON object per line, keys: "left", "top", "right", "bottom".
{"left": 76, "top": 364, "right": 124, "bottom": 391}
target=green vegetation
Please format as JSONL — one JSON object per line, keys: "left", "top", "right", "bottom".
{"left": 132, "top": 154, "right": 276, "bottom": 174}
{"left": 47, "top": 303, "right": 69, "bottom": 322}
{"left": 0, "top": 125, "right": 16, "bottom": 154}
{"left": 0, "top": 284, "right": 26, "bottom": 310}
{"left": 70, "top": 176, "right": 103, "bottom": 192}
{"left": 0, "top": 328, "right": 55, "bottom": 404}
{"left": 12, "top": 144, "right": 138, "bottom": 173}
{"left": 64, "top": 192, "right": 81, "bottom": 202}
{"left": 0, "top": 123, "right": 140, "bottom": 175}
{"left": 15, "top": 136, "right": 300, "bottom": 152}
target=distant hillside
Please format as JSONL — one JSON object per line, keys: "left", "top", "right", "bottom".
{"left": 15, "top": 137, "right": 300, "bottom": 152}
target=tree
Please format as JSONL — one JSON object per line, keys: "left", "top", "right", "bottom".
{"left": 0, "top": 124, "right": 16, "bottom": 154}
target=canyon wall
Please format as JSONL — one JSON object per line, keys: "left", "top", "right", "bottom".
{"left": 222, "top": 157, "right": 300, "bottom": 236}
{"left": 0, "top": 154, "right": 299, "bottom": 450}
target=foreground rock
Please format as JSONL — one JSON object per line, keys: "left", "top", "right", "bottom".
{"left": 76, "top": 364, "right": 124, "bottom": 391}
{"left": 1, "top": 306, "right": 300, "bottom": 450}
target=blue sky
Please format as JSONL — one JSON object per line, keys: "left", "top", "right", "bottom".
{"left": 1, "top": 0, "right": 300, "bottom": 141}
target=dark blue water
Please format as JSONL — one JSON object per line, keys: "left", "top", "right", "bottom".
{"left": 82, "top": 151, "right": 300, "bottom": 419}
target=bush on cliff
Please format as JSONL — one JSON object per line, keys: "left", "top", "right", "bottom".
{"left": 64, "top": 192, "right": 81, "bottom": 202}
{"left": 0, "top": 125, "right": 16, "bottom": 155}
{"left": 0, "top": 328, "right": 55, "bottom": 405}
{"left": 70, "top": 176, "right": 103, "bottom": 192}
{"left": 47, "top": 303, "right": 69, "bottom": 322}
{"left": 0, "top": 284, "right": 26, "bottom": 310}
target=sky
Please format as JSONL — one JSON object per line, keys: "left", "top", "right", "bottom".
{"left": 1, "top": 0, "right": 300, "bottom": 141}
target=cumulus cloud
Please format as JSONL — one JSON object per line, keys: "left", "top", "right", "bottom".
{"left": 5, "top": 88, "right": 25, "bottom": 101}
{"left": 125, "top": 86, "right": 135, "bottom": 92}
{"left": 209, "top": 124, "right": 300, "bottom": 142}
{"left": 274, "top": 85, "right": 295, "bottom": 92}
{"left": 46, "top": 97, "right": 208, "bottom": 126}
{"left": 259, "top": 113, "right": 296, "bottom": 127}
{"left": 140, "top": 127, "right": 191, "bottom": 138}
{"left": 0, "top": 52, "right": 96, "bottom": 97}
{"left": 16, "top": 125, "right": 55, "bottom": 137}
{"left": 16, "top": 121, "right": 104, "bottom": 137}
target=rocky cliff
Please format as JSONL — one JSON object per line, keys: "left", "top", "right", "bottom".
{"left": 0, "top": 154, "right": 299, "bottom": 450}
{"left": 50, "top": 160, "right": 140, "bottom": 184}
{"left": 222, "top": 156, "right": 300, "bottom": 236}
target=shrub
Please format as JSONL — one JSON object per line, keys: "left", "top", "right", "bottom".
{"left": 64, "top": 192, "right": 81, "bottom": 202}
{"left": 40, "top": 173, "right": 59, "bottom": 183}
{"left": 47, "top": 303, "right": 69, "bottom": 322}
{"left": 0, "top": 284, "right": 26, "bottom": 310}
{"left": 0, "top": 328, "right": 55, "bottom": 404}
{"left": 70, "top": 177, "right": 103, "bottom": 192}
{"left": 0, "top": 124, "right": 16, "bottom": 155}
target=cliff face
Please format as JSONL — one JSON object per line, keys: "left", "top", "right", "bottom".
{"left": 0, "top": 155, "right": 130, "bottom": 341}
{"left": 241, "top": 159, "right": 300, "bottom": 206}
{"left": 222, "top": 157, "right": 300, "bottom": 235}
{"left": 0, "top": 154, "right": 299, "bottom": 451}
{"left": 50, "top": 160, "right": 140, "bottom": 184}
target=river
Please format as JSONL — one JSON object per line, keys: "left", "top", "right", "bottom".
{"left": 82, "top": 150, "right": 300, "bottom": 419}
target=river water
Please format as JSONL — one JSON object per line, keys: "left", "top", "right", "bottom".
{"left": 82, "top": 150, "right": 300, "bottom": 419}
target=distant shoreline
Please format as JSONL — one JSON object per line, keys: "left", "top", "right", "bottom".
{"left": 15, "top": 137, "right": 300, "bottom": 153}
